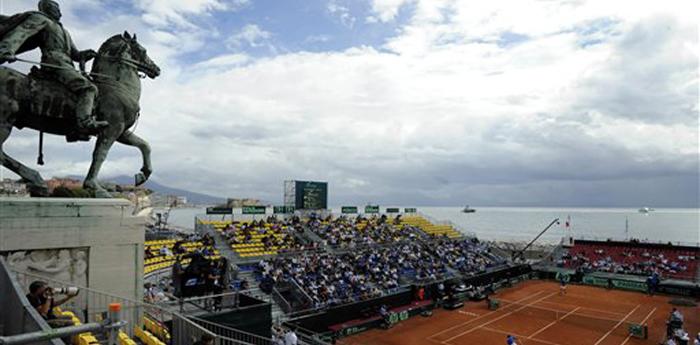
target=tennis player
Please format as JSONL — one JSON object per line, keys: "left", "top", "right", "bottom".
{"left": 559, "top": 275, "right": 568, "bottom": 295}
{"left": 506, "top": 334, "right": 518, "bottom": 345}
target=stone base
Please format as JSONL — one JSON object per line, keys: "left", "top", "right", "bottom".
{"left": 0, "top": 197, "right": 145, "bottom": 301}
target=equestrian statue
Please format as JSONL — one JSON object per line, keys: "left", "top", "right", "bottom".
{"left": 0, "top": 0, "right": 161, "bottom": 197}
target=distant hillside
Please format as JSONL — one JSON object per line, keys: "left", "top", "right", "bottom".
{"left": 102, "top": 175, "right": 225, "bottom": 205}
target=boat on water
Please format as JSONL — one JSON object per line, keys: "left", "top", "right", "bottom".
{"left": 462, "top": 205, "right": 476, "bottom": 213}
{"left": 638, "top": 207, "right": 654, "bottom": 214}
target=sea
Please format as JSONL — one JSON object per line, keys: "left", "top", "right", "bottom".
{"left": 163, "top": 207, "right": 699, "bottom": 246}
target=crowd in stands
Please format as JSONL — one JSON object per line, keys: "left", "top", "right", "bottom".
{"left": 433, "top": 238, "right": 507, "bottom": 276}
{"left": 257, "top": 235, "right": 503, "bottom": 308}
{"left": 144, "top": 234, "right": 219, "bottom": 275}
{"left": 560, "top": 241, "right": 699, "bottom": 280}
{"left": 309, "top": 214, "right": 421, "bottom": 247}
{"left": 216, "top": 217, "right": 308, "bottom": 257}
{"left": 259, "top": 252, "right": 382, "bottom": 308}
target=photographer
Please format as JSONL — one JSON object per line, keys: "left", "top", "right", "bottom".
{"left": 26, "top": 281, "right": 77, "bottom": 327}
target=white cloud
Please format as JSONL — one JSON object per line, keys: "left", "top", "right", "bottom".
{"left": 135, "top": 0, "right": 249, "bottom": 28}
{"left": 227, "top": 24, "right": 272, "bottom": 48}
{"left": 1, "top": 0, "right": 697, "bottom": 206}
{"left": 194, "top": 53, "right": 250, "bottom": 69}
{"left": 305, "top": 34, "right": 332, "bottom": 44}
{"left": 327, "top": 1, "right": 356, "bottom": 28}
{"left": 369, "top": 0, "right": 413, "bottom": 22}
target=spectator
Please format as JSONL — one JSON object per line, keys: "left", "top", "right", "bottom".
{"left": 159, "top": 245, "right": 171, "bottom": 256}
{"left": 284, "top": 329, "right": 298, "bottom": 345}
{"left": 144, "top": 283, "right": 157, "bottom": 303}
{"left": 258, "top": 237, "right": 504, "bottom": 308}
{"left": 25, "top": 281, "right": 76, "bottom": 327}
{"left": 671, "top": 308, "right": 684, "bottom": 324}
{"left": 693, "top": 332, "right": 699, "bottom": 345}
{"left": 172, "top": 256, "right": 185, "bottom": 297}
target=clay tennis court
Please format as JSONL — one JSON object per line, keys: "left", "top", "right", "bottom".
{"left": 339, "top": 280, "right": 700, "bottom": 345}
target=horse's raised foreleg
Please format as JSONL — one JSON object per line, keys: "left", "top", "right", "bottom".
{"left": 0, "top": 124, "right": 49, "bottom": 196}
{"left": 84, "top": 129, "right": 121, "bottom": 198}
{"left": 117, "top": 131, "right": 152, "bottom": 186}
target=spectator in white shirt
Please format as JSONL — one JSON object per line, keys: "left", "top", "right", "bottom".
{"left": 284, "top": 329, "right": 298, "bottom": 345}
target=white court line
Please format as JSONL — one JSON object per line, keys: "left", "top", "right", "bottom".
{"left": 527, "top": 306, "right": 582, "bottom": 339}
{"left": 427, "top": 290, "right": 547, "bottom": 340}
{"left": 619, "top": 307, "right": 657, "bottom": 345}
{"left": 557, "top": 292, "right": 640, "bottom": 308}
{"left": 458, "top": 310, "right": 479, "bottom": 317}
{"left": 442, "top": 292, "right": 559, "bottom": 343}
{"left": 593, "top": 304, "right": 641, "bottom": 345}
{"left": 530, "top": 300, "right": 628, "bottom": 318}
{"left": 479, "top": 327, "right": 563, "bottom": 345}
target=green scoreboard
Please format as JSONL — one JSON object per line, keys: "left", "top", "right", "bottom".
{"left": 341, "top": 206, "right": 358, "bottom": 214}
{"left": 295, "top": 181, "right": 328, "bottom": 210}
{"left": 242, "top": 205, "right": 266, "bottom": 215}
{"left": 365, "top": 205, "right": 380, "bottom": 214}
{"left": 206, "top": 207, "right": 232, "bottom": 215}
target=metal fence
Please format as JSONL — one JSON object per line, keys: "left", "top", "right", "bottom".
{"left": 189, "top": 316, "right": 274, "bottom": 345}
{"left": 171, "top": 313, "right": 220, "bottom": 345}
{"left": 11, "top": 269, "right": 218, "bottom": 344}
{"left": 0, "top": 259, "right": 64, "bottom": 345}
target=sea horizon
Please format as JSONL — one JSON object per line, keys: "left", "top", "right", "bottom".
{"left": 162, "top": 206, "right": 699, "bottom": 245}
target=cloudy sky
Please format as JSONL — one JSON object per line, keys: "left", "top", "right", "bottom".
{"left": 0, "top": 0, "right": 698, "bottom": 207}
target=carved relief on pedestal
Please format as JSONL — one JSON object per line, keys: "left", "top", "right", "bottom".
{"left": 5, "top": 248, "right": 89, "bottom": 287}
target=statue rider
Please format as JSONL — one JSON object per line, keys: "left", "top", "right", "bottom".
{"left": 0, "top": 0, "right": 108, "bottom": 133}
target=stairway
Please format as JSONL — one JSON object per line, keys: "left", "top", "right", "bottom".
{"left": 202, "top": 225, "right": 240, "bottom": 262}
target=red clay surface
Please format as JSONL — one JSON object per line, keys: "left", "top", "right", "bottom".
{"left": 339, "top": 280, "right": 700, "bottom": 345}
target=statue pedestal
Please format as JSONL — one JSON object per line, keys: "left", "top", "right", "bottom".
{"left": 0, "top": 197, "right": 145, "bottom": 301}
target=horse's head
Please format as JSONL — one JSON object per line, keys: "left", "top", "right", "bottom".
{"left": 98, "top": 31, "right": 161, "bottom": 79}
{"left": 121, "top": 31, "right": 161, "bottom": 79}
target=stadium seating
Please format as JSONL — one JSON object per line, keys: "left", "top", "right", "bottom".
{"left": 400, "top": 215, "right": 461, "bottom": 238}
{"left": 563, "top": 241, "right": 699, "bottom": 281}
{"left": 308, "top": 215, "right": 420, "bottom": 247}
{"left": 134, "top": 326, "right": 166, "bottom": 345}
{"left": 143, "top": 316, "right": 171, "bottom": 343}
{"left": 217, "top": 220, "right": 301, "bottom": 258}
{"left": 144, "top": 239, "right": 220, "bottom": 275}
{"left": 51, "top": 306, "right": 138, "bottom": 345}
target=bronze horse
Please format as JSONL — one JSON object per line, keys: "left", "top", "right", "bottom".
{"left": 0, "top": 31, "right": 160, "bottom": 197}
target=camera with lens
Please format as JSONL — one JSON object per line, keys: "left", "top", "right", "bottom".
{"left": 50, "top": 286, "right": 80, "bottom": 296}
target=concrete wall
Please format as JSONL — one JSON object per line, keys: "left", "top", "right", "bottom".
{"left": 0, "top": 197, "right": 144, "bottom": 302}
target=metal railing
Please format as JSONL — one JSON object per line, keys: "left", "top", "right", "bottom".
{"left": 171, "top": 313, "right": 219, "bottom": 345}
{"left": 11, "top": 269, "right": 218, "bottom": 344}
{"left": 0, "top": 259, "right": 64, "bottom": 345}
{"left": 189, "top": 316, "right": 274, "bottom": 345}
{"left": 13, "top": 270, "right": 151, "bottom": 338}
{"left": 272, "top": 287, "right": 292, "bottom": 313}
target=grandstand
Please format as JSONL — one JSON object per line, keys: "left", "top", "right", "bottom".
{"left": 400, "top": 215, "right": 462, "bottom": 238}
{"left": 560, "top": 239, "right": 700, "bottom": 282}
{"left": 200, "top": 219, "right": 303, "bottom": 258}
{"left": 4, "top": 209, "right": 697, "bottom": 345}
{"left": 144, "top": 239, "right": 220, "bottom": 275}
